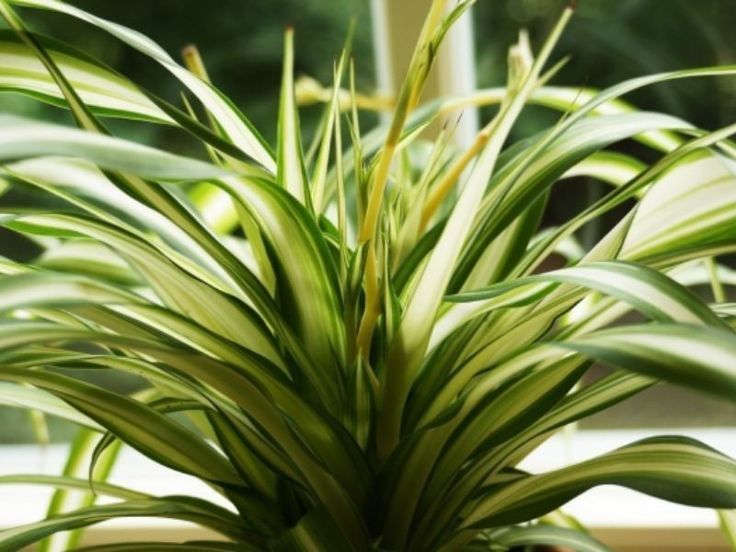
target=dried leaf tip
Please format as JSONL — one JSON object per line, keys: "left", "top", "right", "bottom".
{"left": 181, "top": 44, "right": 198, "bottom": 57}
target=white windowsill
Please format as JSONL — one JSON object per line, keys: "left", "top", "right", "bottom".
{"left": 1, "top": 427, "right": 734, "bottom": 549}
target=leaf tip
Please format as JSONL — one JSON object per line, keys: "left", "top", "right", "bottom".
{"left": 181, "top": 43, "right": 198, "bottom": 56}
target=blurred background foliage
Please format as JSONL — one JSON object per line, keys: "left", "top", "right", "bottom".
{"left": 0, "top": 0, "right": 377, "bottom": 148}
{"left": 1, "top": 0, "right": 736, "bottom": 441}
{"left": 476, "top": 0, "right": 736, "bottom": 132}
{"left": 4, "top": 0, "right": 735, "bottom": 145}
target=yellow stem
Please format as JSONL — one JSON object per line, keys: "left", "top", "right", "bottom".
{"left": 181, "top": 44, "right": 211, "bottom": 82}
{"left": 418, "top": 119, "right": 497, "bottom": 232}
{"left": 706, "top": 257, "right": 726, "bottom": 303}
{"left": 359, "top": 0, "right": 450, "bottom": 244}
{"left": 356, "top": 246, "right": 381, "bottom": 357}
{"left": 359, "top": 143, "right": 398, "bottom": 244}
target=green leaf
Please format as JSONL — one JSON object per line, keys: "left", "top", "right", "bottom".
{"left": 75, "top": 543, "right": 247, "bottom": 552}
{"left": 0, "top": 2, "right": 290, "bottom": 359}
{"left": 0, "top": 115, "right": 227, "bottom": 181}
{"left": 1, "top": 215, "right": 285, "bottom": 369}
{"left": 622, "top": 150, "right": 736, "bottom": 263}
{"left": 376, "top": 6, "right": 575, "bottom": 466}
{"left": 3, "top": 2, "right": 736, "bottom": 550}
{"left": 39, "top": 428, "right": 123, "bottom": 552}
{"left": 7, "top": 0, "right": 275, "bottom": 170}
{"left": 277, "top": 28, "right": 308, "bottom": 204}
{"left": 559, "top": 324, "right": 736, "bottom": 402}
{"left": 0, "top": 32, "right": 172, "bottom": 123}
{"left": 269, "top": 505, "right": 356, "bottom": 552}
{"left": 459, "top": 111, "right": 691, "bottom": 291}
{"left": 3, "top": 158, "right": 226, "bottom": 277}
{"left": 0, "top": 473, "right": 147, "bottom": 500}
{"left": 0, "top": 497, "right": 256, "bottom": 550}
{"left": 447, "top": 260, "right": 725, "bottom": 335}
{"left": 0, "top": 319, "right": 369, "bottom": 547}
{"left": 719, "top": 510, "right": 736, "bottom": 549}
{"left": 423, "top": 255, "right": 710, "bottom": 432}
{"left": 0, "top": 367, "right": 243, "bottom": 487}
{"left": 212, "top": 176, "right": 347, "bottom": 406}
{"left": 407, "top": 370, "right": 655, "bottom": 550}
{"left": 463, "top": 436, "right": 736, "bottom": 529}
{"left": 0, "top": 382, "right": 100, "bottom": 430}
{"left": 484, "top": 524, "right": 612, "bottom": 552}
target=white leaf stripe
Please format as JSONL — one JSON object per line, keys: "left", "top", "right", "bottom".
{"left": 0, "top": 115, "right": 227, "bottom": 181}
{"left": 444, "top": 260, "right": 724, "bottom": 341}
{"left": 454, "top": 111, "right": 692, "bottom": 291}
{"left": 446, "top": 85, "right": 682, "bottom": 152}
{"left": 217, "top": 175, "right": 347, "bottom": 395}
{"left": 277, "top": 28, "right": 308, "bottom": 203}
{"left": 623, "top": 151, "right": 736, "bottom": 260}
{"left": 0, "top": 36, "right": 172, "bottom": 122}
{"left": 0, "top": 32, "right": 260, "bottom": 167}
{"left": 0, "top": 382, "right": 101, "bottom": 430}
{"left": 4, "top": 214, "right": 285, "bottom": 368}
{"left": 561, "top": 150, "right": 646, "bottom": 188}
{"left": 4, "top": 158, "right": 231, "bottom": 283}
{"left": 418, "top": 359, "right": 584, "bottom": 522}
{"left": 462, "top": 437, "right": 736, "bottom": 529}
{"left": 560, "top": 324, "right": 736, "bottom": 401}
{"left": 511, "top": 118, "right": 736, "bottom": 288}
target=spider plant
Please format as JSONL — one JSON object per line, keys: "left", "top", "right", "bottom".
{"left": 0, "top": 0, "right": 736, "bottom": 550}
